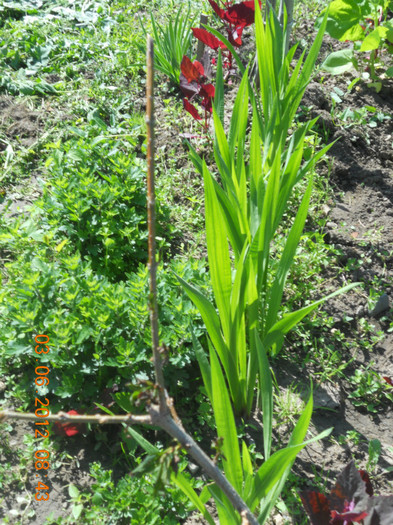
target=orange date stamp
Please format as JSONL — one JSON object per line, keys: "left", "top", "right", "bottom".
{"left": 34, "top": 334, "right": 51, "bottom": 502}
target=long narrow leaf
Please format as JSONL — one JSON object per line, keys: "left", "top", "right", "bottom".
{"left": 191, "top": 329, "right": 212, "bottom": 401}
{"left": 214, "top": 49, "right": 224, "bottom": 126}
{"left": 249, "top": 427, "right": 332, "bottom": 511}
{"left": 202, "top": 161, "right": 232, "bottom": 342}
{"left": 253, "top": 330, "right": 273, "bottom": 460}
{"left": 210, "top": 345, "right": 243, "bottom": 493}
{"left": 265, "top": 174, "right": 314, "bottom": 333}
{"left": 171, "top": 472, "right": 216, "bottom": 525}
{"left": 257, "top": 387, "right": 314, "bottom": 523}
{"left": 263, "top": 282, "right": 360, "bottom": 356}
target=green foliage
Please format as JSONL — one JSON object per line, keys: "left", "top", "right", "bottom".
{"left": 0, "top": 216, "right": 208, "bottom": 406}
{"left": 139, "top": 3, "right": 196, "bottom": 85}
{"left": 0, "top": 0, "right": 117, "bottom": 94}
{"left": 319, "top": 0, "right": 393, "bottom": 86}
{"left": 65, "top": 461, "right": 193, "bottom": 524}
{"left": 181, "top": 4, "right": 351, "bottom": 421}
{"left": 348, "top": 367, "right": 393, "bottom": 412}
{"left": 39, "top": 124, "right": 175, "bottom": 281}
{"left": 172, "top": 4, "right": 350, "bottom": 522}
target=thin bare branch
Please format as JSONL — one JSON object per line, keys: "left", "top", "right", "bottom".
{"left": 0, "top": 410, "right": 151, "bottom": 426}
{"left": 146, "top": 35, "right": 166, "bottom": 408}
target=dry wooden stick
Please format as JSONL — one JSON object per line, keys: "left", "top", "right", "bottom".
{"left": 196, "top": 14, "right": 208, "bottom": 61}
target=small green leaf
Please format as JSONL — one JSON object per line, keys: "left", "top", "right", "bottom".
{"left": 360, "top": 26, "right": 388, "bottom": 52}
{"left": 322, "top": 49, "right": 355, "bottom": 74}
{"left": 72, "top": 504, "right": 83, "bottom": 520}
{"left": 68, "top": 485, "right": 80, "bottom": 499}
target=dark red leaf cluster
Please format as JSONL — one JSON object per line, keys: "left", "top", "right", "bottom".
{"left": 180, "top": 55, "right": 215, "bottom": 129}
{"left": 383, "top": 376, "right": 393, "bottom": 386}
{"left": 208, "top": 0, "right": 259, "bottom": 28}
{"left": 300, "top": 461, "right": 393, "bottom": 525}
{"left": 181, "top": 0, "right": 260, "bottom": 132}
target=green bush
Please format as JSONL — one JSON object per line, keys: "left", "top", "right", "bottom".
{"left": 40, "top": 131, "right": 174, "bottom": 281}
{"left": 63, "top": 461, "right": 196, "bottom": 525}
{"left": 0, "top": 230, "right": 208, "bottom": 408}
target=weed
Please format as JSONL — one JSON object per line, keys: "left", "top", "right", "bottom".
{"left": 349, "top": 366, "right": 393, "bottom": 412}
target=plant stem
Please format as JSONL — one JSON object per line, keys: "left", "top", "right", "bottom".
{"left": 146, "top": 35, "right": 166, "bottom": 407}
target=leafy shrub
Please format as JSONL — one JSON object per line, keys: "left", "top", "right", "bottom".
{"left": 0, "top": 230, "right": 208, "bottom": 408}
{"left": 40, "top": 129, "right": 174, "bottom": 281}
{"left": 64, "top": 461, "right": 196, "bottom": 524}
{"left": 320, "top": 0, "right": 393, "bottom": 89}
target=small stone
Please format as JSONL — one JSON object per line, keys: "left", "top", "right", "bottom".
{"left": 355, "top": 305, "right": 366, "bottom": 317}
{"left": 188, "top": 463, "right": 199, "bottom": 475}
{"left": 314, "top": 383, "right": 341, "bottom": 410}
{"left": 369, "top": 293, "right": 390, "bottom": 317}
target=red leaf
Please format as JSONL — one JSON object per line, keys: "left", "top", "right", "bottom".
{"left": 180, "top": 55, "right": 204, "bottom": 83}
{"left": 201, "top": 96, "right": 213, "bottom": 113}
{"left": 207, "top": 0, "right": 224, "bottom": 19}
{"left": 179, "top": 73, "right": 200, "bottom": 98}
{"left": 227, "top": 25, "right": 245, "bottom": 47}
{"left": 383, "top": 376, "right": 393, "bottom": 386}
{"left": 183, "top": 98, "right": 202, "bottom": 121}
{"left": 359, "top": 470, "right": 374, "bottom": 496}
{"left": 330, "top": 509, "right": 368, "bottom": 523}
{"left": 54, "top": 410, "right": 83, "bottom": 437}
{"left": 199, "top": 83, "right": 215, "bottom": 99}
{"left": 192, "top": 27, "right": 226, "bottom": 50}
{"left": 224, "top": 1, "right": 257, "bottom": 26}
{"left": 300, "top": 491, "right": 331, "bottom": 525}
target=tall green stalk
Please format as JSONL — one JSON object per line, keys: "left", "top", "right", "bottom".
{"left": 179, "top": 3, "right": 356, "bottom": 419}
{"left": 175, "top": 7, "right": 359, "bottom": 520}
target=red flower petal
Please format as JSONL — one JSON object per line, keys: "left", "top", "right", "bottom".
{"left": 192, "top": 27, "right": 226, "bottom": 51}
{"left": 383, "top": 376, "right": 393, "bottom": 386}
{"left": 54, "top": 410, "right": 83, "bottom": 437}
{"left": 183, "top": 98, "right": 202, "bottom": 121}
